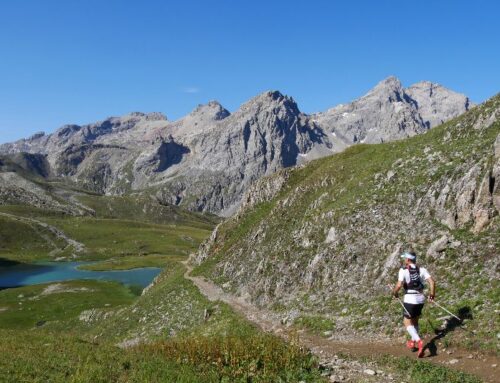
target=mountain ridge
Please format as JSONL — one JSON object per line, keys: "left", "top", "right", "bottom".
{"left": 0, "top": 76, "right": 473, "bottom": 215}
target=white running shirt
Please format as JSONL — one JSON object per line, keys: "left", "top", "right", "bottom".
{"left": 398, "top": 265, "right": 431, "bottom": 304}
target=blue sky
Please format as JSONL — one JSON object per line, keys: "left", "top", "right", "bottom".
{"left": 1, "top": 0, "right": 499, "bottom": 143}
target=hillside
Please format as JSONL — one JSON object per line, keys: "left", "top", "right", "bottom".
{"left": 0, "top": 77, "right": 471, "bottom": 216}
{"left": 0, "top": 194, "right": 217, "bottom": 264}
{"left": 193, "top": 93, "right": 500, "bottom": 351}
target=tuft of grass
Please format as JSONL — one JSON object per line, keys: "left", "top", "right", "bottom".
{"left": 294, "top": 315, "right": 335, "bottom": 336}
{"left": 0, "top": 328, "right": 324, "bottom": 383}
{"left": 378, "top": 355, "right": 482, "bottom": 383}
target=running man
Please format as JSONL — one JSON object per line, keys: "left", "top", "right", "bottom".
{"left": 392, "top": 251, "right": 436, "bottom": 358}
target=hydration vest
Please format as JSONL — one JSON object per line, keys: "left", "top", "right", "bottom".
{"left": 402, "top": 265, "right": 424, "bottom": 293}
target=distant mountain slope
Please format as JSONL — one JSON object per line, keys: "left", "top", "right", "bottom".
{"left": 192, "top": 93, "right": 499, "bottom": 348}
{"left": 0, "top": 151, "right": 219, "bottom": 227}
{"left": 312, "top": 77, "right": 471, "bottom": 151}
{"left": 0, "top": 77, "right": 472, "bottom": 215}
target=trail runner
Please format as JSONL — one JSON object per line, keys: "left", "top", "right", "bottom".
{"left": 392, "top": 251, "right": 436, "bottom": 358}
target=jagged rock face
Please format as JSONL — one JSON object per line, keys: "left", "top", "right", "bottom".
{"left": 0, "top": 152, "right": 88, "bottom": 214}
{"left": 146, "top": 92, "right": 329, "bottom": 215}
{"left": 406, "top": 81, "right": 472, "bottom": 128}
{"left": 0, "top": 152, "right": 51, "bottom": 178}
{"left": 0, "top": 77, "right": 472, "bottom": 215}
{"left": 312, "top": 77, "right": 472, "bottom": 150}
{"left": 314, "top": 77, "right": 424, "bottom": 148}
{"left": 238, "top": 169, "right": 291, "bottom": 214}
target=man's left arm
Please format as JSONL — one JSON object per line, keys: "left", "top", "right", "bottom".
{"left": 393, "top": 281, "right": 403, "bottom": 298}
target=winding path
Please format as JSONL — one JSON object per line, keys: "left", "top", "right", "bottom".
{"left": 183, "top": 261, "right": 498, "bottom": 383}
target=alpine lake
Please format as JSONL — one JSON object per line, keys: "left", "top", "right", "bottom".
{"left": 0, "top": 260, "right": 162, "bottom": 290}
{"left": 0, "top": 258, "right": 164, "bottom": 330}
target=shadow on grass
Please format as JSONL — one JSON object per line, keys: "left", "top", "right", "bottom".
{"left": 0, "top": 258, "right": 23, "bottom": 267}
{"left": 0, "top": 257, "right": 25, "bottom": 290}
{"left": 0, "top": 257, "right": 54, "bottom": 290}
{"left": 425, "top": 306, "right": 472, "bottom": 357}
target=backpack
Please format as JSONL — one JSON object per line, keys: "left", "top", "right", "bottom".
{"left": 403, "top": 265, "right": 424, "bottom": 292}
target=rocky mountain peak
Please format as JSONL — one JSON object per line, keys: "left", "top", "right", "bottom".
{"left": 313, "top": 76, "right": 422, "bottom": 147}
{"left": 55, "top": 124, "right": 82, "bottom": 138}
{"left": 265, "top": 90, "right": 286, "bottom": 101}
{"left": 145, "top": 112, "right": 168, "bottom": 121}
{"left": 406, "top": 80, "right": 472, "bottom": 128}
{"left": 28, "top": 131, "right": 46, "bottom": 140}
{"left": 189, "top": 101, "right": 230, "bottom": 121}
{"left": 239, "top": 90, "right": 301, "bottom": 117}
{"left": 366, "top": 76, "right": 405, "bottom": 102}
{"left": 129, "top": 111, "right": 147, "bottom": 117}
{"left": 407, "top": 80, "right": 443, "bottom": 94}
{"left": 375, "top": 75, "right": 403, "bottom": 88}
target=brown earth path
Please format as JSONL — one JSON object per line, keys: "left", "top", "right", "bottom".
{"left": 183, "top": 261, "right": 498, "bottom": 383}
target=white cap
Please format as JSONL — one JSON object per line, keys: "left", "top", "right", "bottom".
{"left": 400, "top": 252, "right": 416, "bottom": 260}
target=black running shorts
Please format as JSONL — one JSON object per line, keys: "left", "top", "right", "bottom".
{"left": 403, "top": 302, "right": 424, "bottom": 319}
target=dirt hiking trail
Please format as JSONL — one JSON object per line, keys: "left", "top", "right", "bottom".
{"left": 183, "top": 261, "right": 498, "bottom": 383}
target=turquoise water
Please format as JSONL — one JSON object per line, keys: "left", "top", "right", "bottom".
{"left": 0, "top": 261, "right": 162, "bottom": 289}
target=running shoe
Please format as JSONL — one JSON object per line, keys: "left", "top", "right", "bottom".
{"left": 417, "top": 340, "right": 425, "bottom": 358}
{"left": 406, "top": 340, "right": 416, "bottom": 350}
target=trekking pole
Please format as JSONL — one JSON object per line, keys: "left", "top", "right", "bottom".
{"left": 431, "top": 300, "right": 461, "bottom": 322}
{"left": 387, "top": 284, "right": 411, "bottom": 317}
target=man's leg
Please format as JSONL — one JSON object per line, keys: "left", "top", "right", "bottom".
{"left": 411, "top": 317, "right": 421, "bottom": 339}
{"left": 405, "top": 317, "right": 421, "bottom": 342}
{"left": 412, "top": 316, "right": 425, "bottom": 357}
{"left": 404, "top": 317, "right": 417, "bottom": 349}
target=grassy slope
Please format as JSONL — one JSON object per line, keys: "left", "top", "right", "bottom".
{"left": 78, "top": 254, "right": 176, "bottom": 271}
{"left": 0, "top": 259, "right": 479, "bottom": 383}
{"left": 0, "top": 199, "right": 214, "bottom": 265}
{"left": 0, "top": 214, "right": 65, "bottom": 261}
{"left": 75, "top": 194, "right": 220, "bottom": 228}
{"left": 194, "top": 95, "right": 500, "bottom": 352}
{"left": 0, "top": 173, "right": 219, "bottom": 262}
{"left": 43, "top": 216, "right": 209, "bottom": 260}
{"left": 0, "top": 280, "right": 136, "bottom": 329}
{"left": 0, "top": 260, "right": 324, "bottom": 382}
